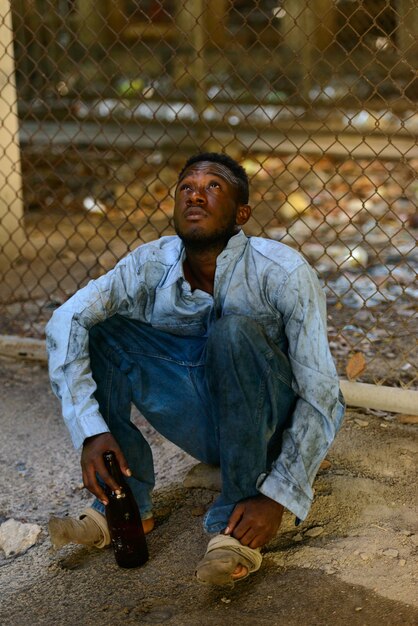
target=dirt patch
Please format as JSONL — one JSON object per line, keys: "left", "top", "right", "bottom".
{"left": 267, "top": 414, "right": 418, "bottom": 607}
{"left": 0, "top": 356, "right": 417, "bottom": 625}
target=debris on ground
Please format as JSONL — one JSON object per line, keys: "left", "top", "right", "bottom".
{"left": 0, "top": 519, "right": 42, "bottom": 558}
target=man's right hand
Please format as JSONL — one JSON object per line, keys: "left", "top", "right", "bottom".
{"left": 81, "top": 432, "right": 132, "bottom": 505}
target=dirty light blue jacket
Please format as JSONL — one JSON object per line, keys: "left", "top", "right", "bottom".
{"left": 46, "top": 229, "right": 345, "bottom": 521}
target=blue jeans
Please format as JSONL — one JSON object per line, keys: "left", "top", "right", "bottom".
{"left": 88, "top": 314, "right": 296, "bottom": 533}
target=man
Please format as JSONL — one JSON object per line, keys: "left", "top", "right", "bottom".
{"left": 47, "top": 152, "right": 344, "bottom": 586}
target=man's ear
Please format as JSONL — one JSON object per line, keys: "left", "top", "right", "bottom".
{"left": 236, "top": 204, "right": 251, "bottom": 225}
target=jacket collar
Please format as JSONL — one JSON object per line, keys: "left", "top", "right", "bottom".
{"left": 163, "top": 230, "right": 249, "bottom": 288}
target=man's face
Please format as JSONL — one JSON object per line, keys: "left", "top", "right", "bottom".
{"left": 173, "top": 161, "right": 250, "bottom": 248}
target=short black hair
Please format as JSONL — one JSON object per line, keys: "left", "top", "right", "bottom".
{"left": 177, "top": 152, "right": 249, "bottom": 204}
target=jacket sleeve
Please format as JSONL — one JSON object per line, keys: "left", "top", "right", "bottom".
{"left": 46, "top": 256, "right": 137, "bottom": 449}
{"left": 257, "top": 263, "right": 345, "bottom": 520}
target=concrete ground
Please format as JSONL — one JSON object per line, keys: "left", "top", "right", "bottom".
{"left": 0, "top": 356, "right": 417, "bottom": 626}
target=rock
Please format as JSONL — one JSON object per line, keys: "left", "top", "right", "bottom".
{"left": 354, "top": 419, "right": 369, "bottom": 427}
{"left": 382, "top": 548, "right": 399, "bottom": 558}
{"left": 0, "top": 519, "right": 42, "bottom": 558}
{"left": 399, "top": 559, "right": 406, "bottom": 566}
{"left": 360, "top": 553, "right": 369, "bottom": 561}
{"left": 305, "top": 526, "right": 324, "bottom": 538}
{"left": 292, "top": 533, "right": 304, "bottom": 542}
{"left": 183, "top": 463, "right": 221, "bottom": 491}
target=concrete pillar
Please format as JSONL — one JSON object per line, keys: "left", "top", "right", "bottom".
{"left": 282, "top": 0, "right": 309, "bottom": 56}
{"left": 282, "top": 0, "right": 317, "bottom": 99}
{"left": 282, "top": 0, "right": 336, "bottom": 53}
{"left": 107, "top": 0, "right": 127, "bottom": 36}
{"left": 174, "top": 0, "right": 207, "bottom": 115}
{"left": 281, "top": 0, "right": 337, "bottom": 99}
{"left": 313, "top": 0, "right": 336, "bottom": 51}
{"left": 0, "top": 0, "right": 25, "bottom": 267}
{"left": 206, "top": 0, "right": 229, "bottom": 48}
{"left": 397, "top": 0, "right": 418, "bottom": 67}
{"left": 75, "top": 0, "right": 110, "bottom": 51}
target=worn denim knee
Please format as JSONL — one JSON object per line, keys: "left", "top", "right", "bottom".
{"left": 202, "top": 314, "right": 296, "bottom": 533}
{"left": 88, "top": 314, "right": 296, "bottom": 532}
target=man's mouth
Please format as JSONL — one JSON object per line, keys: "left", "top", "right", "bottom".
{"left": 183, "top": 207, "right": 207, "bottom": 220}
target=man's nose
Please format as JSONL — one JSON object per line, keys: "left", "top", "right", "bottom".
{"left": 188, "top": 187, "right": 206, "bottom": 203}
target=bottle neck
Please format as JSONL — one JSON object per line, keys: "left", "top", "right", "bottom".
{"left": 103, "top": 450, "right": 124, "bottom": 485}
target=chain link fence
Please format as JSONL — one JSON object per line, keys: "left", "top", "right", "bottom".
{"left": 0, "top": 0, "right": 417, "bottom": 388}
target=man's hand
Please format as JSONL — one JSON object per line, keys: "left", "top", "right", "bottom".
{"left": 81, "top": 432, "right": 131, "bottom": 505}
{"left": 225, "top": 494, "right": 284, "bottom": 549}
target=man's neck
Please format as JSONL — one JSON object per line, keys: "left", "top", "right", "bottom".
{"left": 181, "top": 230, "right": 241, "bottom": 294}
{"left": 183, "top": 246, "right": 221, "bottom": 295}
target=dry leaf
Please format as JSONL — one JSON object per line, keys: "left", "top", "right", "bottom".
{"left": 396, "top": 414, "right": 418, "bottom": 425}
{"left": 320, "top": 459, "right": 332, "bottom": 470}
{"left": 346, "top": 352, "right": 366, "bottom": 380}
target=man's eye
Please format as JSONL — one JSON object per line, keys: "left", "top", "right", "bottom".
{"left": 180, "top": 183, "right": 191, "bottom": 191}
{"left": 208, "top": 181, "right": 220, "bottom": 188}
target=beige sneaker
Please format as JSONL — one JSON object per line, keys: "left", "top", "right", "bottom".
{"left": 48, "top": 507, "right": 110, "bottom": 549}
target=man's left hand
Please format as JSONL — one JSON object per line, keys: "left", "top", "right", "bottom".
{"left": 225, "top": 494, "right": 284, "bottom": 549}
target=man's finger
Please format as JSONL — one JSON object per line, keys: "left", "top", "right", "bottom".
{"left": 96, "top": 459, "right": 122, "bottom": 494}
{"left": 225, "top": 503, "right": 244, "bottom": 534}
{"left": 235, "top": 528, "right": 257, "bottom": 547}
{"left": 229, "top": 517, "right": 251, "bottom": 541}
{"left": 114, "top": 447, "right": 132, "bottom": 477}
{"left": 248, "top": 536, "right": 264, "bottom": 549}
{"left": 82, "top": 465, "right": 108, "bottom": 504}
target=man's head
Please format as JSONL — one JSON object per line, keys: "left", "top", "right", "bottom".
{"left": 174, "top": 152, "right": 251, "bottom": 250}
{"left": 177, "top": 153, "right": 249, "bottom": 204}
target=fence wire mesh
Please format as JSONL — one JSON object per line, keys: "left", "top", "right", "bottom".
{"left": 0, "top": 0, "right": 417, "bottom": 389}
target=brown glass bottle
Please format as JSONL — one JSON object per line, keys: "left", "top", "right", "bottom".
{"left": 103, "top": 450, "right": 149, "bottom": 568}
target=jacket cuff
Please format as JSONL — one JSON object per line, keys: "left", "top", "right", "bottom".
{"left": 69, "top": 413, "right": 110, "bottom": 450}
{"left": 256, "top": 471, "right": 313, "bottom": 521}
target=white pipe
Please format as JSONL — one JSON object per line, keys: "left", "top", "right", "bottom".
{"left": 0, "top": 335, "right": 47, "bottom": 362}
{"left": 340, "top": 380, "right": 418, "bottom": 416}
